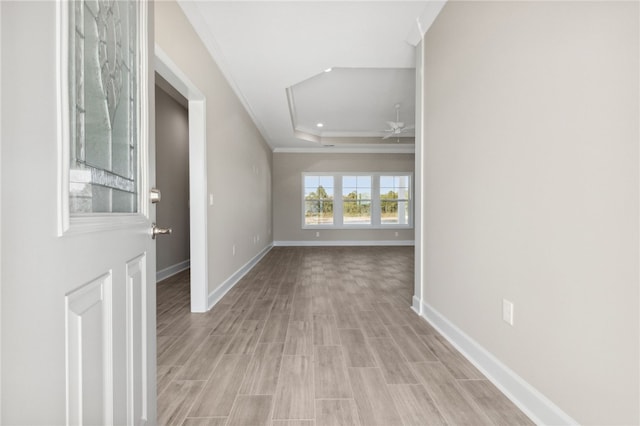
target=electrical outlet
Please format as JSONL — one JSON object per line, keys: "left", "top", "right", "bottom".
{"left": 502, "top": 299, "right": 514, "bottom": 326}
{"left": 316, "top": 231, "right": 320, "bottom": 237}
{"left": 232, "top": 245, "right": 236, "bottom": 256}
{"left": 209, "top": 194, "right": 214, "bottom": 206}
{"left": 394, "top": 231, "right": 399, "bottom": 237}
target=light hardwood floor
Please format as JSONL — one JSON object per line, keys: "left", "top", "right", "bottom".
{"left": 157, "top": 246, "right": 533, "bottom": 426}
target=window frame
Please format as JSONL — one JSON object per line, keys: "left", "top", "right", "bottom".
{"left": 302, "top": 173, "right": 336, "bottom": 226}
{"left": 341, "top": 174, "right": 373, "bottom": 227}
{"left": 379, "top": 175, "right": 411, "bottom": 226}
{"left": 301, "top": 172, "right": 413, "bottom": 230}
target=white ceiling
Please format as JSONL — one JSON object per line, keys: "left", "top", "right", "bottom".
{"left": 177, "top": 1, "right": 444, "bottom": 152}
{"left": 289, "top": 67, "right": 416, "bottom": 141}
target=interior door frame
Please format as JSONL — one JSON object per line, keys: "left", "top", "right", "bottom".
{"left": 154, "top": 46, "right": 209, "bottom": 312}
{"left": 0, "top": 2, "right": 3, "bottom": 419}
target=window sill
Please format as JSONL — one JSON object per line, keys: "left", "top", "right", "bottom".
{"left": 302, "top": 225, "right": 413, "bottom": 230}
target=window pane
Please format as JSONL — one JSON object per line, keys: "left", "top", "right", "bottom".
{"left": 343, "top": 201, "right": 371, "bottom": 225}
{"left": 397, "top": 175, "right": 409, "bottom": 200}
{"left": 342, "top": 187, "right": 356, "bottom": 199}
{"left": 400, "top": 200, "right": 409, "bottom": 224}
{"left": 342, "top": 176, "right": 371, "bottom": 200}
{"left": 304, "top": 200, "right": 333, "bottom": 225}
{"left": 319, "top": 201, "right": 334, "bottom": 224}
{"left": 357, "top": 176, "right": 371, "bottom": 187}
{"left": 381, "top": 200, "right": 409, "bottom": 225}
{"left": 69, "top": 0, "right": 139, "bottom": 214}
{"left": 381, "top": 200, "right": 398, "bottom": 224}
{"left": 380, "top": 176, "right": 394, "bottom": 188}
{"left": 342, "top": 176, "right": 355, "bottom": 188}
{"left": 304, "top": 187, "right": 317, "bottom": 199}
{"left": 321, "top": 186, "right": 334, "bottom": 199}
{"left": 398, "top": 186, "right": 409, "bottom": 200}
{"left": 305, "top": 176, "right": 333, "bottom": 198}
{"left": 304, "top": 200, "right": 319, "bottom": 225}
{"left": 381, "top": 176, "right": 410, "bottom": 199}
{"left": 380, "top": 175, "right": 410, "bottom": 225}
{"left": 319, "top": 176, "right": 334, "bottom": 188}
{"left": 342, "top": 175, "right": 371, "bottom": 224}
{"left": 305, "top": 186, "right": 333, "bottom": 199}
{"left": 380, "top": 189, "right": 398, "bottom": 201}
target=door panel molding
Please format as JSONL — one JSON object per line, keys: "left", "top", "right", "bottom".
{"left": 65, "top": 272, "right": 114, "bottom": 425}
{"left": 126, "top": 254, "right": 148, "bottom": 425}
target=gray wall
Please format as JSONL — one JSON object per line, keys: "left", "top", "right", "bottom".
{"left": 155, "top": 85, "right": 190, "bottom": 272}
{"left": 421, "top": 2, "right": 639, "bottom": 424}
{"left": 156, "top": 0, "right": 273, "bottom": 296}
{"left": 273, "top": 152, "right": 414, "bottom": 243}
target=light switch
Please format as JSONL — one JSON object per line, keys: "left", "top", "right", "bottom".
{"left": 502, "top": 299, "right": 514, "bottom": 326}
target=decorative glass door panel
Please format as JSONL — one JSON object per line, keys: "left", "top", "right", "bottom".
{"left": 69, "top": 0, "right": 139, "bottom": 214}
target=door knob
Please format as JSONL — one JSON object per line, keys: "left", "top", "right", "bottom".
{"left": 151, "top": 223, "right": 172, "bottom": 239}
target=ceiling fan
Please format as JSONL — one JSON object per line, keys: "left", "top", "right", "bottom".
{"left": 382, "top": 103, "right": 414, "bottom": 141}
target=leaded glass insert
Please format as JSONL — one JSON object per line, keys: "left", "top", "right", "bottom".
{"left": 69, "top": 0, "right": 139, "bottom": 214}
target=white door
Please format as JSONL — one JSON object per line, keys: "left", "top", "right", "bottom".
{"left": 1, "top": 1, "right": 156, "bottom": 424}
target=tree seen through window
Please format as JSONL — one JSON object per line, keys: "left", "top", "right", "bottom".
{"left": 302, "top": 173, "right": 412, "bottom": 227}
{"left": 304, "top": 176, "right": 334, "bottom": 225}
{"left": 342, "top": 176, "right": 371, "bottom": 224}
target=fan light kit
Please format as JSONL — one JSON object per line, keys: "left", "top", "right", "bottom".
{"left": 316, "top": 122, "right": 324, "bottom": 128}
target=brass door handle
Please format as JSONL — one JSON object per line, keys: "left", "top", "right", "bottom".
{"left": 152, "top": 223, "right": 172, "bottom": 239}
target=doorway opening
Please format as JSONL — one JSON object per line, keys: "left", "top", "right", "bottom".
{"left": 155, "top": 46, "right": 208, "bottom": 312}
{"left": 155, "top": 73, "right": 190, "bottom": 285}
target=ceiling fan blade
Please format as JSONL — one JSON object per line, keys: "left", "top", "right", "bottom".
{"left": 403, "top": 124, "right": 415, "bottom": 130}
{"left": 383, "top": 105, "right": 409, "bottom": 139}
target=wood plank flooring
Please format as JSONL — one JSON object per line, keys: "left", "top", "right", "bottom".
{"left": 157, "top": 246, "right": 533, "bottom": 426}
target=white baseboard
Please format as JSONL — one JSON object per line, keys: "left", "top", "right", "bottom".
{"left": 420, "top": 301, "right": 577, "bottom": 426}
{"left": 273, "top": 240, "right": 415, "bottom": 247}
{"left": 412, "top": 295, "right": 421, "bottom": 314}
{"left": 207, "top": 244, "right": 273, "bottom": 309}
{"left": 156, "top": 259, "right": 190, "bottom": 282}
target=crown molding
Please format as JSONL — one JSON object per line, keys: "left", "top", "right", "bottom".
{"left": 273, "top": 146, "right": 415, "bottom": 154}
{"left": 405, "top": 0, "right": 448, "bottom": 46}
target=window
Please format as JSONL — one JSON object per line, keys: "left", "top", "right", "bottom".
{"left": 302, "top": 173, "right": 412, "bottom": 229}
{"left": 342, "top": 176, "right": 371, "bottom": 225}
{"left": 380, "top": 175, "right": 410, "bottom": 225}
{"left": 304, "top": 175, "right": 334, "bottom": 225}
{"left": 68, "top": 0, "right": 141, "bottom": 214}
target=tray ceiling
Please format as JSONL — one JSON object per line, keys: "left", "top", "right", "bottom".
{"left": 177, "top": 1, "right": 445, "bottom": 152}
